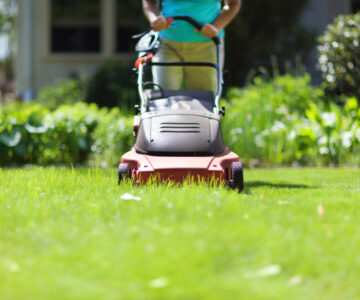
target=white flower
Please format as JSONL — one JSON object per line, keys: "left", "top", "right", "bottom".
{"left": 288, "top": 130, "right": 296, "bottom": 140}
{"left": 275, "top": 105, "right": 289, "bottom": 115}
{"left": 255, "top": 134, "right": 265, "bottom": 147}
{"left": 318, "top": 136, "right": 328, "bottom": 145}
{"left": 319, "top": 55, "right": 328, "bottom": 64}
{"left": 271, "top": 121, "right": 287, "bottom": 133}
{"left": 326, "top": 74, "right": 336, "bottom": 83}
{"left": 341, "top": 131, "right": 353, "bottom": 148}
{"left": 230, "top": 127, "right": 243, "bottom": 135}
{"left": 319, "top": 147, "right": 329, "bottom": 155}
{"left": 321, "top": 112, "right": 337, "bottom": 127}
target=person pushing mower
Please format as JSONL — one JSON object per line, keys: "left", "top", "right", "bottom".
{"left": 142, "top": 0, "right": 242, "bottom": 96}
{"left": 117, "top": 0, "right": 244, "bottom": 191}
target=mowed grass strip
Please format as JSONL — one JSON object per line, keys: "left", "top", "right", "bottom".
{"left": 0, "top": 167, "right": 359, "bottom": 300}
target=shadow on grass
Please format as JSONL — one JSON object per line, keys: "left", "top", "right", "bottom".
{"left": 246, "top": 181, "right": 314, "bottom": 189}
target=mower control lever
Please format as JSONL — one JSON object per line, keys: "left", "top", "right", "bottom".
{"left": 219, "top": 106, "right": 226, "bottom": 117}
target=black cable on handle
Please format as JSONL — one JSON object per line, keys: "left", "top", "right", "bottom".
{"left": 171, "top": 16, "right": 220, "bottom": 45}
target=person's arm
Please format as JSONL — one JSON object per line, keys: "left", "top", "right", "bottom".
{"left": 142, "top": 0, "right": 168, "bottom": 31}
{"left": 201, "top": 0, "right": 242, "bottom": 39}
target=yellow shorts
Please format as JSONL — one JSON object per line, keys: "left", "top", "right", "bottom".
{"left": 152, "top": 38, "right": 224, "bottom": 96}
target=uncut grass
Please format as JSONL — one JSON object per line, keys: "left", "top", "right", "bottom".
{"left": 1, "top": 167, "right": 360, "bottom": 300}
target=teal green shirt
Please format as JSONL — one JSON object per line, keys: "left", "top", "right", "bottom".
{"left": 160, "top": 0, "right": 224, "bottom": 42}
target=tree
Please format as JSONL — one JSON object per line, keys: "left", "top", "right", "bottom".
{"left": 225, "top": 0, "right": 316, "bottom": 86}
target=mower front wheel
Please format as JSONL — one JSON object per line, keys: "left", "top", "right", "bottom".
{"left": 231, "top": 162, "right": 244, "bottom": 192}
{"left": 118, "top": 163, "right": 130, "bottom": 184}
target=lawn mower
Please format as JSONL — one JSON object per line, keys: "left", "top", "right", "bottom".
{"left": 118, "top": 16, "right": 243, "bottom": 191}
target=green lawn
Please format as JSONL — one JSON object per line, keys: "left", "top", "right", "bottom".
{"left": 1, "top": 167, "right": 360, "bottom": 300}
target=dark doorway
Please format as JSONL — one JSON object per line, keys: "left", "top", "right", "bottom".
{"left": 352, "top": 0, "right": 360, "bottom": 13}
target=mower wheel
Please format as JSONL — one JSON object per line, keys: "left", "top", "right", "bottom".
{"left": 118, "top": 163, "right": 130, "bottom": 184}
{"left": 231, "top": 162, "right": 244, "bottom": 192}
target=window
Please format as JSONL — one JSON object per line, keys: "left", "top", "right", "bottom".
{"left": 116, "top": 0, "right": 146, "bottom": 53}
{"left": 352, "top": 0, "right": 360, "bottom": 13}
{"left": 51, "top": 0, "right": 101, "bottom": 53}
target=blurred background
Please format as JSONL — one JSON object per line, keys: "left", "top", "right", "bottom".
{"left": 1, "top": 0, "right": 360, "bottom": 168}
{"left": 0, "top": 0, "right": 357, "bottom": 103}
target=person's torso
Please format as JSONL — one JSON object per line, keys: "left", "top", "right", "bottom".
{"left": 160, "top": 0, "right": 224, "bottom": 42}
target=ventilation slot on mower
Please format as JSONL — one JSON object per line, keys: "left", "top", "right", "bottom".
{"left": 160, "top": 122, "right": 200, "bottom": 133}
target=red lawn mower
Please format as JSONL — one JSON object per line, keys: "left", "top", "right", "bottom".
{"left": 118, "top": 16, "right": 244, "bottom": 191}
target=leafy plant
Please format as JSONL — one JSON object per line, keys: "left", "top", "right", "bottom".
{"left": 222, "top": 74, "right": 360, "bottom": 166}
{"left": 2, "top": 73, "right": 360, "bottom": 167}
{"left": 36, "top": 79, "right": 85, "bottom": 110}
{"left": 305, "top": 97, "right": 360, "bottom": 165}
{"left": 0, "top": 103, "right": 49, "bottom": 165}
{"left": 89, "top": 107, "right": 133, "bottom": 167}
{"left": 86, "top": 60, "right": 138, "bottom": 109}
{"left": 223, "top": 74, "right": 323, "bottom": 166}
{"left": 0, "top": 102, "right": 132, "bottom": 166}
{"left": 318, "top": 12, "right": 360, "bottom": 99}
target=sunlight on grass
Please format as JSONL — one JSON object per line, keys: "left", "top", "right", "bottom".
{"left": 0, "top": 167, "right": 360, "bottom": 300}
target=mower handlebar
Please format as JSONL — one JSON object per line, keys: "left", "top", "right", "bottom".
{"left": 168, "top": 16, "right": 220, "bottom": 45}
{"left": 132, "top": 16, "right": 221, "bottom": 45}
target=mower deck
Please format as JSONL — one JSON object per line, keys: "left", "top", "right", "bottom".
{"left": 121, "top": 147, "right": 239, "bottom": 183}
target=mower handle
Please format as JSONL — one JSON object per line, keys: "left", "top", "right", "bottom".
{"left": 168, "top": 16, "right": 221, "bottom": 45}
{"left": 132, "top": 16, "right": 221, "bottom": 45}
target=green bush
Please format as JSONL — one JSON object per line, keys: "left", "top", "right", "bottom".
{"left": 305, "top": 97, "right": 360, "bottom": 165}
{"left": 0, "top": 103, "right": 50, "bottom": 165}
{"left": 36, "top": 79, "right": 85, "bottom": 110}
{"left": 0, "top": 102, "right": 132, "bottom": 166}
{"left": 86, "top": 60, "right": 138, "bottom": 109}
{"left": 318, "top": 12, "right": 360, "bottom": 99}
{"left": 2, "top": 74, "right": 360, "bottom": 167}
{"left": 42, "top": 103, "right": 99, "bottom": 164}
{"left": 223, "top": 74, "right": 360, "bottom": 166}
{"left": 223, "top": 74, "right": 323, "bottom": 165}
{"left": 89, "top": 107, "right": 133, "bottom": 167}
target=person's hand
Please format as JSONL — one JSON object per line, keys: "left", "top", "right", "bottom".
{"left": 150, "top": 15, "right": 168, "bottom": 32}
{"left": 199, "top": 24, "right": 219, "bottom": 39}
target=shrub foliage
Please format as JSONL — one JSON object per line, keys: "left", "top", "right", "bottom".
{"left": 0, "top": 103, "right": 132, "bottom": 166}
{"left": 223, "top": 74, "right": 360, "bottom": 166}
{"left": 86, "top": 61, "right": 138, "bottom": 109}
{"left": 318, "top": 12, "right": 360, "bottom": 99}
{"left": 37, "top": 79, "right": 85, "bottom": 110}
{"left": 2, "top": 74, "right": 360, "bottom": 167}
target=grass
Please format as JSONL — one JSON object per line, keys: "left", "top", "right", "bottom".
{"left": 0, "top": 167, "right": 360, "bottom": 300}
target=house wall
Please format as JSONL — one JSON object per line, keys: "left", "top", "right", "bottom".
{"left": 302, "top": 0, "right": 351, "bottom": 33}
{"left": 15, "top": 0, "right": 354, "bottom": 97}
{"left": 15, "top": 0, "right": 133, "bottom": 98}
{"left": 15, "top": 0, "right": 34, "bottom": 99}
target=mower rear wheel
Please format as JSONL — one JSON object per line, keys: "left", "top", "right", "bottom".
{"left": 118, "top": 163, "right": 130, "bottom": 184}
{"left": 231, "top": 162, "right": 244, "bottom": 192}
